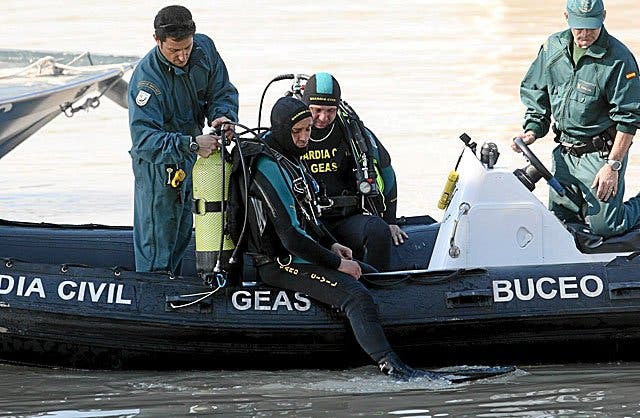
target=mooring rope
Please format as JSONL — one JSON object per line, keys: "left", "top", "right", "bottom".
{"left": 169, "top": 285, "right": 224, "bottom": 310}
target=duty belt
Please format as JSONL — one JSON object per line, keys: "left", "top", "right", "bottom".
{"left": 553, "top": 126, "right": 613, "bottom": 158}
{"left": 558, "top": 140, "right": 602, "bottom": 157}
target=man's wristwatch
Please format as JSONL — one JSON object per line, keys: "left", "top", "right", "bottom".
{"left": 607, "top": 159, "right": 622, "bottom": 171}
{"left": 189, "top": 136, "right": 199, "bottom": 153}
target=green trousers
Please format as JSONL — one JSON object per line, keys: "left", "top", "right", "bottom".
{"left": 549, "top": 145, "right": 640, "bottom": 237}
{"left": 131, "top": 157, "right": 194, "bottom": 273}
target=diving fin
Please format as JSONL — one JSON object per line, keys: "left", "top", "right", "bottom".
{"left": 427, "top": 365, "right": 517, "bottom": 383}
{"left": 378, "top": 352, "right": 516, "bottom": 383}
{"left": 379, "top": 353, "right": 515, "bottom": 383}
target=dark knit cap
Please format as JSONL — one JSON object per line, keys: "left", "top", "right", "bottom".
{"left": 302, "top": 72, "right": 341, "bottom": 107}
{"left": 268, "top": 97, "right": 312, "bottom": 159}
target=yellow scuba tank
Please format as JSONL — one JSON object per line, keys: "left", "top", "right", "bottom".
{"left": 192, "top": 150, "right": 234, "bottom": 275}
{"left": 437, "top": 170, "right": 459, "bottom": 210}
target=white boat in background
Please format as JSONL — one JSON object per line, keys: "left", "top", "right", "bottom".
{"left": 0, "top": 49, "right": 138, "bottom": 159}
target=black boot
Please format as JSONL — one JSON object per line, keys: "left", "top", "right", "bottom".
{"left": 377, "top": 352, "right": 439, "bottom": 381}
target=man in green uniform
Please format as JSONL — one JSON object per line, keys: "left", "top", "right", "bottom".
{"left": 128, "top": 5, "right": 238, "bottom": 273}
{"left": 514, "top": 0, "right": 640, "bottom": 238}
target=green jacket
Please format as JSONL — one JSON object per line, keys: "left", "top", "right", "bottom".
{"left": 127, "top": 33, "right": 238, "bottom": 273}
{"left": 129, "top": 33, "right": 239, "bottom": 165}
{"left": 521, "top": 27, "right": 640, "bottom": 143}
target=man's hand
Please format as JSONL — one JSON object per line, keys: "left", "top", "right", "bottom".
{"left": 591, "top": 131, "right": 633, "bottom": 201}
{"left": 592, "top": 164, "right": 619, "bottom": 201}
{"left": 331, "top": 243, "right": 353, "bottom": 260}
{"left": 210, "top": 116, "right": 235, "bottom": 141}
{"left": 511, "top": 130, "right": 537, "bottom": 153}
{"left": 389, "top": 224, "right": 408, "bottom": 245}
{"left": 194, "top": 134, "right": 220, "bottom": 158}
{"left": 338, "top": 259, "right": 362, "bottom": 280}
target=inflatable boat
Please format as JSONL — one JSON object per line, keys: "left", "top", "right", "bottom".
{"left": 2, "top": 121, "right": 640, "bottom": 370}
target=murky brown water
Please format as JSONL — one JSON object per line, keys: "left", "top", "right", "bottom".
{"left": 2, "top": 1, "right": 640, "bottom": 416}
{"left": 3, "top": 0, "right": 640, "bottom": 224}
{"left": 2, "top": 363, "right": 640, "bottom": 417}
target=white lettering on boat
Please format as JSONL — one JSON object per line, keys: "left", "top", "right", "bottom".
{"left": 0, "top": 274, "right": 132, "bottom": 305}
{"left": 492, "top": 275, "right": 604, "bottom": 302}
{"left": 58, "top": 281, "right": 131, "bottom": 305}
{"left": 0, "top": 275, "right": 45, "bottom": 298}
{"left": 231, "top": 290, "right": 311, "bottom": 312}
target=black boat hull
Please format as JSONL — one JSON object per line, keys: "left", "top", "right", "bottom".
{"left": 2, "top": 219, "right": 640, "bottom": 369}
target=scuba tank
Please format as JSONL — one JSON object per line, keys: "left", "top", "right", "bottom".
{"left": 192, "top": 150, "right": 234, "bottom": 281}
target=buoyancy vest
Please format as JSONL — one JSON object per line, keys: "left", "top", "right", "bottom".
{"left": 325, "top": 104, "right": 388, "bottom": 217}
{"left": 227, "top": 138, "right": 327, "bottom": 259}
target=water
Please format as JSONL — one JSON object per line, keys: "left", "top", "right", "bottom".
{"left": 2, "top": 0, "right": 640, "bottom": 415}
{"left": 0, "top": 363, "right": 636, "bottom": 417}
{"left": 2, "top": 363, "right": 640, "bottom": 417}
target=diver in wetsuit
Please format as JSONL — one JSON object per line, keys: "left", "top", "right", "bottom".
{"left": 301, "top": 73, "right": 406, "bottom": 271}
{"left": 236, "top": 96, "right": 435, "bottom": 380}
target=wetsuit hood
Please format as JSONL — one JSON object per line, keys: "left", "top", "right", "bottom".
{"left": 267, "top": 97, "right": 311, "bottom": 159}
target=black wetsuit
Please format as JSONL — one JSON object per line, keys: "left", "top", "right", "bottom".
{"left": 302, "top": 114, "right": 397, "bottom": 270}
{"left": 231, "top": 97, "right": 438, "bottom": 379}
{"left": 241, "top": 137, "right": 392, "bottom": 362}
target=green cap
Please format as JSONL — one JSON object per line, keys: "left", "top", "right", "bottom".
{"left": 567, "top": 0, "right": 604, "bottom": 29}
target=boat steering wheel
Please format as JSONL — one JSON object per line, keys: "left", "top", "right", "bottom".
{"left": 512, "top": 137, "right": 566, "bottom": 196}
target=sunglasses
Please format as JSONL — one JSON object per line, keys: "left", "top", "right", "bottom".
{"left": 155, "top": 21, "right": 194, "bottom": 30}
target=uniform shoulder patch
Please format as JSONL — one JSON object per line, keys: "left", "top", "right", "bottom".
{"left": 626, "top": 72, "right": 637, "bottom": 80}
{"left": 136, "top": 80, "right": 162, "bottom": 95}
{"left": 135, "top": 90, "right": 151, "bottom": 107}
